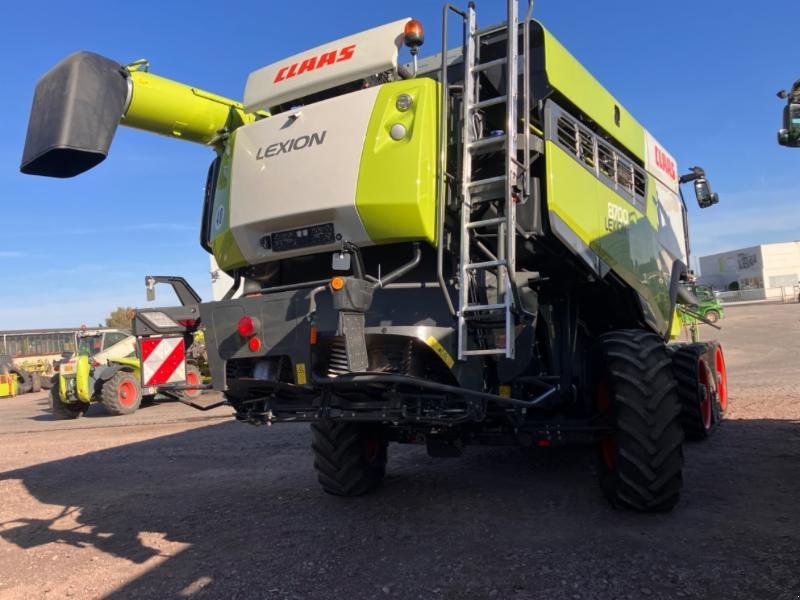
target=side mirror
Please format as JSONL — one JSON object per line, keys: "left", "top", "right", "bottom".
{"left": 778, "top": 103, "right": 800, "bottom": 147}
{"left": 145, "top": 276, "right": 156, "bottom": 302}
{"left": 694, "top": 177, "right": 719, "bottom": 209}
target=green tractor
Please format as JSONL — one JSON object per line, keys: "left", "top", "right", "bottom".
{"left": 51, "top": 328, "right": 202, "bottom": 419}
{"left": 22, "top": 2, "right": 728, "bottom": 510}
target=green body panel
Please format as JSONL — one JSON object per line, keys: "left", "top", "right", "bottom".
{"left": 546, "top": 141, "right": 671, "bottom": 331}
{"left": 109, "top": 357, "right": 142, "bottom": 376}
{"left": 124, "top": 69, "right": 261, "bottom": 145}
{"left": 355, "top": 79, "right": 439, "bottom": 245}
{"left": 210, "top": 134, "right": 248, "bottom": 270}
{"left": 539, "top": 24, "right": 645, "bottom": 161}
{"left": 58, "top": 355, "right": 92, "bottom": 404}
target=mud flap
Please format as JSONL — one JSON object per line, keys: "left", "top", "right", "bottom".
{"left": 340, "top": 312, "right": 368, "bottom": 372}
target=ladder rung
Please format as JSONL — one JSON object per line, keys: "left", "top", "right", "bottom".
{"left": 468, "top": 174, "right": 507, "bottom": 189}
{"left": 468, "top": 134, "right": 506, "bottom": 153}
{"left": 470, "top": 95, "right": 508, "bottom": 111}
{"left": 462, "top": 348, "right": 508, "bottom": 357}
{"left": 465, "top": 259, "right": 506, "bottom": 270}
{"left": 472, "top": 57, "right": 507, "bottom": 73}
{"left": 466, "top": 216, "right": 505, "bottom": 229}
{"left": 462, "top": 303, "right": 505, "bottom": 313}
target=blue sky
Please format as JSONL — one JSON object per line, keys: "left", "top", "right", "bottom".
{"left": 2, "top": 0, "right": 798, "bottom": 329}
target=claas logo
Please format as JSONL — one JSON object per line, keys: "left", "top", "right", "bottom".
{"left": 273, "top": 45, "right": 357, "bottom": 83}
{"left": 654, "top": 146, "right": 676, "bottom": 181}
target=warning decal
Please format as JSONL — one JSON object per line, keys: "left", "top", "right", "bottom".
{"left": 141, "top": 336, "right": 186, "bottom": 386}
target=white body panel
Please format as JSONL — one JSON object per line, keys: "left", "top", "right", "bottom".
{"left": 244, "top": 19, "right": 409, "bottom": 112}
{"left": 229, "top": 85, "right": 380, "bottom": 264}
{"left": 645, "top": 131, "right": 688, "bottom": 266}
{"left": 645, "top": 131, "right": 679, "bottom": 194}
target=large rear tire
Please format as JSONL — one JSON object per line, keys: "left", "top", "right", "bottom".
{"left": 596, "top": 330, "right": 684, "bottom": 512}
{"left": 101, "top": 371, "right": 142, "bottom": 415}
{"left": 311, "top": 420, "right": 388, "bottom": 496}
{"left": 672, "top": 343, "right": 720, "bottom": 440}
{"left": 10, "top": 367, "right": 32, "bottom": 394}
{"left": 49, "top": 383, "right": 87, "bottom": 420}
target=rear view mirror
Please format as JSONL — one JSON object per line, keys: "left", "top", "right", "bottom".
{"left": 694, "top": 177, "right": 719, "bottom": 209}
{"left": 777, "top": 103, "right": 800, "bottom": 147}
{"left": 145, "top": 276, "right": 156, "bottom": 302}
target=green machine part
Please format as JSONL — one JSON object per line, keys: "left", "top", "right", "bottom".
{"left": 123, "top": 66, "right": 261, "bottom": 145}
{"left": 20, "top": 51, "right": 262, "bottom": 178}
{"left": 355, "top": 78, "right": 439, "bottom": 246}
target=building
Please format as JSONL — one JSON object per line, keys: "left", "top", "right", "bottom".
{"left": 698, "top": 241, "right": 800, "bottom": 300}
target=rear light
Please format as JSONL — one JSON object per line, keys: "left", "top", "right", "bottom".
{"left": 237, "top": 316, "right": 256, "bottom": 337}
{"left": 248, "top": 337, "right": 262, "bottom": 352}
{"left": 91, "top": 359, "right": 101, "bottom": 368}
{"left": 331, "top": 276, "right": 345, "bottom": 291}
{"left": 178, "top": 319, "right": 197, "bottom": 328}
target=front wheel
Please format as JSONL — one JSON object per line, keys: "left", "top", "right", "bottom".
{"left": 311, "top": 420, "right": 388, "bottom": 496}
{"left": 704, "top": 310, "right": 720, "bottom": 323}
{"left": 101, "top": 371, "right": 142, "bottom": 415}
{"left": 49, "top": 383, "right": 87, "bottom": 420}
{"left": 596, "top": 330, "right": 684, "bottom": 512}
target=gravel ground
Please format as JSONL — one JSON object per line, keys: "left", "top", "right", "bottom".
{"left": 0, "top": 303, "right": 798, "bottom": 599}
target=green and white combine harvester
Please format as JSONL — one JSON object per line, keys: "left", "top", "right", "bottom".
{"left": 51, "top": 327, "right": 202, "bottom": 418}
{"left": 20, "top": 2, "right": 727, "bottom": 510}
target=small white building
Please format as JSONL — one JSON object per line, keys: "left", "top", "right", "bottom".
{"left": 698, "top": 241, "right": 800, "bottom": 300}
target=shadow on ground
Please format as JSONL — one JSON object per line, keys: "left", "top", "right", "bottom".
{"left": 2, "top": 417, "right": 799, "bottom": 599}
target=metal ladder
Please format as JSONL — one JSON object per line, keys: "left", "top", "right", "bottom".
{"left": 457, "top": 0, "right": 527, "bottom": 360}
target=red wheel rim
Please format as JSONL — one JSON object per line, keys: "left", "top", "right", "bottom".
{"left": 597, "top": 380, "right": 616, "bottom": 468}
{"left": 185, "top": 370, "right": 200, "bottom": 398}
{"left": 697, "top": 358, "right": 714, "bottom": 431}
{"left": 714, "top": 346, "right": 728, "bottom": 412}
{"left": 118, "top": 380, "right": 138, "bottom": 407}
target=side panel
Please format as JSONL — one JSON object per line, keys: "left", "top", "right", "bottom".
{"left": 540, "top": 24, "right": 645, "bottom": 162}
{"left": 355, "top": 79, "right": 439, "bottom": 246}
{"left": 545, "top": 143, "right": 672, "bottom": 333}
{"left": 210, "top": 136, "right": 248, "bottom": 271}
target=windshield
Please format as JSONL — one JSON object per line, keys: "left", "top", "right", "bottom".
{"left": 77, "top": 334, "right": 104, "bottom": 356}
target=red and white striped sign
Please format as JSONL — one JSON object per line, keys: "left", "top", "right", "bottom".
{"left": 140, "top": 336, "right": 186, "bottom": 386}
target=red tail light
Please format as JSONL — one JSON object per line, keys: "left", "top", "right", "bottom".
{"left": 248, "top": 337, "right": 262, "bottom": 352}
{"left": 237, "top": 316, "right": 256, "bottom": 337}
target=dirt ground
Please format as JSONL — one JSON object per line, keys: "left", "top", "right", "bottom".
{"left": 0, "top": 303, "right": 798, "bottom": 599}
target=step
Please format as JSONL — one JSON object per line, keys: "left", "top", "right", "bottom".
{"left": 461, "top": 303, "right": 506, "bottom": 313}
{"left": 465, "top": 259, "right": 507, "bottom": 270}
{"left": 466, "top": 216, "right": 506, "bottom": 230}
{"left": 462, "top": 348, "right": 508, "bottom": 357}
{"left": 468, "top": 134, "right": 507, "bottom": 154}
{"left": 471, "top": 56, "right": 508, "bottom": 73}
{"left": 468, "top": 174, "right": 507, "bottom": 190}
{"left": 470, "top": 95, "right": 508, "bottom": 111}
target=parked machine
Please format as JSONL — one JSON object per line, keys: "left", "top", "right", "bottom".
{"left": 20, "top": 2, "right": 727, "bottom": 510}
{"left": 777, "top": 78, "right": 800, "bottom": 147}
{"left": 50, "top": 327, "right": 201, "bottom": 418}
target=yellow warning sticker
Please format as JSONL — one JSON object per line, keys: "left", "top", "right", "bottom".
{"left": 295, "top": 363, "right": 308, "bottom": 385}
{"left": 425, "top": 335, "right": 455, "bottom": 369}
{"left": 499, "top": 385, "right": 512, "bottom": 398}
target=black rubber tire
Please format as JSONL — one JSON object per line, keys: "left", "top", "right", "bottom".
{"left": 100, "top": 371, "right": 142, "bottom": 415}
{"left": 311, "top": 420, "right": 388, "bottom": 496}
{"left": 671, "top": 343, "right": 720, "bottom": 440}
{"left": 704, "top": 310, "right": 720, "bottom": 324}
{"left": 40, "top": 375, "right": 53, "bottom": 390}
{"left": 30, "top": 373, "right": 42, "bottom": 393}
{"left": 49, "top": 383, "right": 87, "bottom": 420}
{"left": 9, "top": 367, "right": 32, "bottom": 394}
{"left": 596, "top": 329, "right": 684, "bottom": 512}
